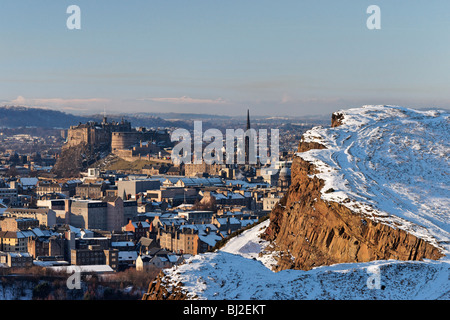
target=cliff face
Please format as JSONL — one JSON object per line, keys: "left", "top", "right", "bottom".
{"left": 264, "top": 119, "right": 444, "bottom": 271}
{"left": 52, "top": 142, "right": 109, "bottom": 178}
{"left": 142, "top": 271, "right": 189, "bottom": 300}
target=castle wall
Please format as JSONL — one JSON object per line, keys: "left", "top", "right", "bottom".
{"left": 66, "top": 127, "right": 90, "bottom": 148}
{"left": 111, "top": 131, "right": 168, "bottom": 152}
{"left": 65, "top": 119, "right": 133, "bottom": 149}
{"left": 111, "top": 132, "right": 141, "bottom": 151}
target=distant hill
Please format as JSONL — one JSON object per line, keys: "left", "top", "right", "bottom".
{"left": 0, "top": 106, "right": 190, "bottom": 129}
{"left": 0, "top": 105, "right": 331, "bottom": 130}
{"left": 0, "top": 106, "right": 87, "bottom": 129}
{"left": 148, "top": 112, "right": 232, "bottom": 120}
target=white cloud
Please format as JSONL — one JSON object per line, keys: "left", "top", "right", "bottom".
{"left": 6, "top": 96, "right": 110, "bottom": 113}
{"left": 138, "top": 96, "right": 227, "bottom": 105}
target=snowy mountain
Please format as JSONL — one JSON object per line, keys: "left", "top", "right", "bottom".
{"left": 299, "top": 105, "right": 449, "bottom": 249}
{"left": 150, "top": 105, "right": 449, "bottom": 300}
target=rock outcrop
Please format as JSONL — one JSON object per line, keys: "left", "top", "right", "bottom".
{"left": 51, "top": 142, "right": 109, "bottom": 178}
{"left": 142, "top": 271, "right": 190, "bottom": 300}
{"left": 263, "top": 116, "right": 444, "bottom": 271}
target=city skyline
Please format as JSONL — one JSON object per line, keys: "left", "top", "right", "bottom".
{"left": 1, "top": 1, "right": 450, "bottom": 116}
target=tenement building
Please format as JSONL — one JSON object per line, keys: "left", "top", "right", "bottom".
{"left": 157, "top": 225, "right": 200, "bottom": 255}
{"left": 3, "top": 208, "right": 57, "bottom": 227}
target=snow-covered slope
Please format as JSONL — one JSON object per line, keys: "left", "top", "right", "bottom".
{"left": 165, "top": 219, "right": 449, "bottom": 300}
{"left": 161, "top": 105, "right": 449, "bottom": 300}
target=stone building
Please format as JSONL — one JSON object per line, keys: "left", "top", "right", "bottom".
{"left": 103, "top": 196, "right": 124, "bottom": 232}
{"left": 0, "top": 251, "right": 33, "bottom": 268}
{"left": 3, "top": 208, "right": 57, "bottom": 227}
{"left": 184, "top": 163, "right": 223, "bottom": 177}
{"left": 0, "top": 217, "right": 39, "bottom": 231}
{"left": 146, "top": 187, "right": 199, "bottom": 207}
{"left": 123, "top": 220, "right": 151, "bottom": 241}
{"left": 277, "top": 167, "right": 291, "bottom": 192}
{"left": 136, "top": 252, "right": 185, "bottom": 271}
{"left": 75, "top": 183, "right": 107, "bottom": 199}
{"left": 0, "top": 231, "right": 28, "bottom": 252}
{"left": 117, "top": 179, "right": 160, "bottom": 200}
{"left": 141, "top": 164, "right": 169, "bottom": 175}
{"left": 157, "top": 225, "right": 200, "bottom": 255}
{"left": 27, "top": 236, "right": 65, "bottom": 259}
{"left": 176, "top": 211, "right": 214, "bottom": 224}
{"left": 211, "top": 216, "right": 241, "bottom": 235}
{"left": 36, "top": 181, "right": 71, "bottom": 197}
{"left": 69, "top": 200, "right": 108, "bottom": 230}
{"left": 70, "top": 245, "right": 119, "bottom": 271}
{"left": 0, "top": 187, "right": 19, "bottom": 206}
{"left": 263, "top": 196, "right": 281, "bottom": 211}
{"left": 123, "top": 200, "right": 138, "bottom": 224}
{"left": 201, "top": 190, "right": 251, "bottom": 208}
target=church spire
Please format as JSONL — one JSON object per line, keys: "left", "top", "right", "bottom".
{"left": 245, "top": 109, "right": 251, "bottom": 164}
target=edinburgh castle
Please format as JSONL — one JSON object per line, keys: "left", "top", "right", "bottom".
{"left": 53, "top": 116, "right": 172, "bottom": 177}
{"left": 64, "top": 116, "right": 171, "bottom": 152}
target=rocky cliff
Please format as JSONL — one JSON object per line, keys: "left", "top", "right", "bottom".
{"left": 142, "top": 271, "right": 189, "bottom": 300}
{"left": 263, "top": 111, "right": 444, "bottom": 271}
{"left": 52, "top": 142, "right": 109, "bottom": 178}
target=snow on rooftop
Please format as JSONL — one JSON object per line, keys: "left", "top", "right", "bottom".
{"left": 118, "top": 251, "right": 138, "bottom": 261}
{"left": 111, "top": 241, "right": 135, "bottom": 247}
{"left": 19, "top": 177, "right": 39, "bottom": 186}
{"left": 50, "top": 265, "right": 114, "bottom": 273}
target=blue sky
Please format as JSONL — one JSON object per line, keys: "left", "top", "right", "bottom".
{"left": 1, "top": 0, "right": 449, "bottom": 116}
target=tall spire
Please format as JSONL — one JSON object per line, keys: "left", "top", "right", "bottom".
{"left": 245, "top": 109, "right": 250, "bottom": 164}
{"left": 246, "top": 109, "right": 250, "bottom": 131}
{"left": 102, "top": 107, "right": 107, "bottom": 124}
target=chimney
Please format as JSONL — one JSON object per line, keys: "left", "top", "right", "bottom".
{"left": 64, "top": 199, "right": 71, "bottom": 213}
